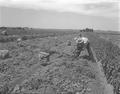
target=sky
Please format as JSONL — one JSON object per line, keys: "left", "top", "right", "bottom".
{"left": 0, "top": 0, "right": 120, "bottom": 31}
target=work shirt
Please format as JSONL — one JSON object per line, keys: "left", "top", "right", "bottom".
{"left": 74, "top": 36, "right": 89, "bottom": 44}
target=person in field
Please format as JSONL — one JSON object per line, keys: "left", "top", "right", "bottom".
{"left": 74, "top": 34, "right": 93, "bottom": 58}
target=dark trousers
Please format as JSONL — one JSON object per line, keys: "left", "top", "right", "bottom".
{"left": 75, "top": 42, "right": 91, "bottom": 57}
{"left": 75, "top": 42, "right": 84, "bottom": 57}
{"left": 75, "top": 42, "right": 96, "bottom": 62}
{"left": 86, "top": 42, "right": 91, "bottom": 56}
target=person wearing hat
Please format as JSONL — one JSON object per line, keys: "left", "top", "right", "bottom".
{"left": 74, "top": 34, "right": 91, "bottom": 58}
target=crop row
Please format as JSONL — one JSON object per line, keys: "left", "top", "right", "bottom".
{"left": 86, "top": 32, "right": 120, "bottom": 94}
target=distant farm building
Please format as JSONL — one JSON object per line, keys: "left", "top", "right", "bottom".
{"left": 80, "top": 28, "right": 93, "bottom": 32}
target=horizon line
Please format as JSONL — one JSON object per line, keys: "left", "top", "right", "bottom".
{"left": 0, "top": 26, "right": 119, "bottom": 32}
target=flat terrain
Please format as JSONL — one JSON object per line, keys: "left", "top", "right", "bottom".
{"left": 0, "top": 28, "right": 120, "bottom": 94}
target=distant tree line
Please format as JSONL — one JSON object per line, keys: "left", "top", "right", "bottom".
{"left": 80, "top": 28, "right": 93, "bottom": 32}
{"left": 0, "top": 27, "right": 7, "bottom": 30}
{"left": 0, "top": 27, "right": 33, "bottom": 30}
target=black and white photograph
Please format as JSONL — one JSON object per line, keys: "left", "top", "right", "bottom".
{"left": 0, "top": 0, "right": 120, "bottom": 94}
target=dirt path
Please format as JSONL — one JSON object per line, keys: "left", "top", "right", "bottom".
{"left": 91, "top": 48, "right": 114, "bottom": 94}
{"left": 97, "top": 61, "right": 114, "bottom": 94}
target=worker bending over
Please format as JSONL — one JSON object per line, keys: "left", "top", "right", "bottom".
{"left": 74, "top": 34, "right": 93, "bottom": 59}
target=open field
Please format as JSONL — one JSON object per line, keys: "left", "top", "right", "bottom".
{"left": 96, "top": 31, "right": 120, "bottom": 48}
{"left": 0, "top": 27, "right": 77, "bottom": 42}
{"left": 0, "top": 27, "right": 120, "bottom": 94}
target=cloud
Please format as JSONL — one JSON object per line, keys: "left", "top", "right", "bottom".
{"left": 0, "top": 0, "right": 119, "bottom": 17}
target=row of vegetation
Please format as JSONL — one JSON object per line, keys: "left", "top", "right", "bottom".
{"left": 86, "top": 32, "right": 120, "bottom": 94}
